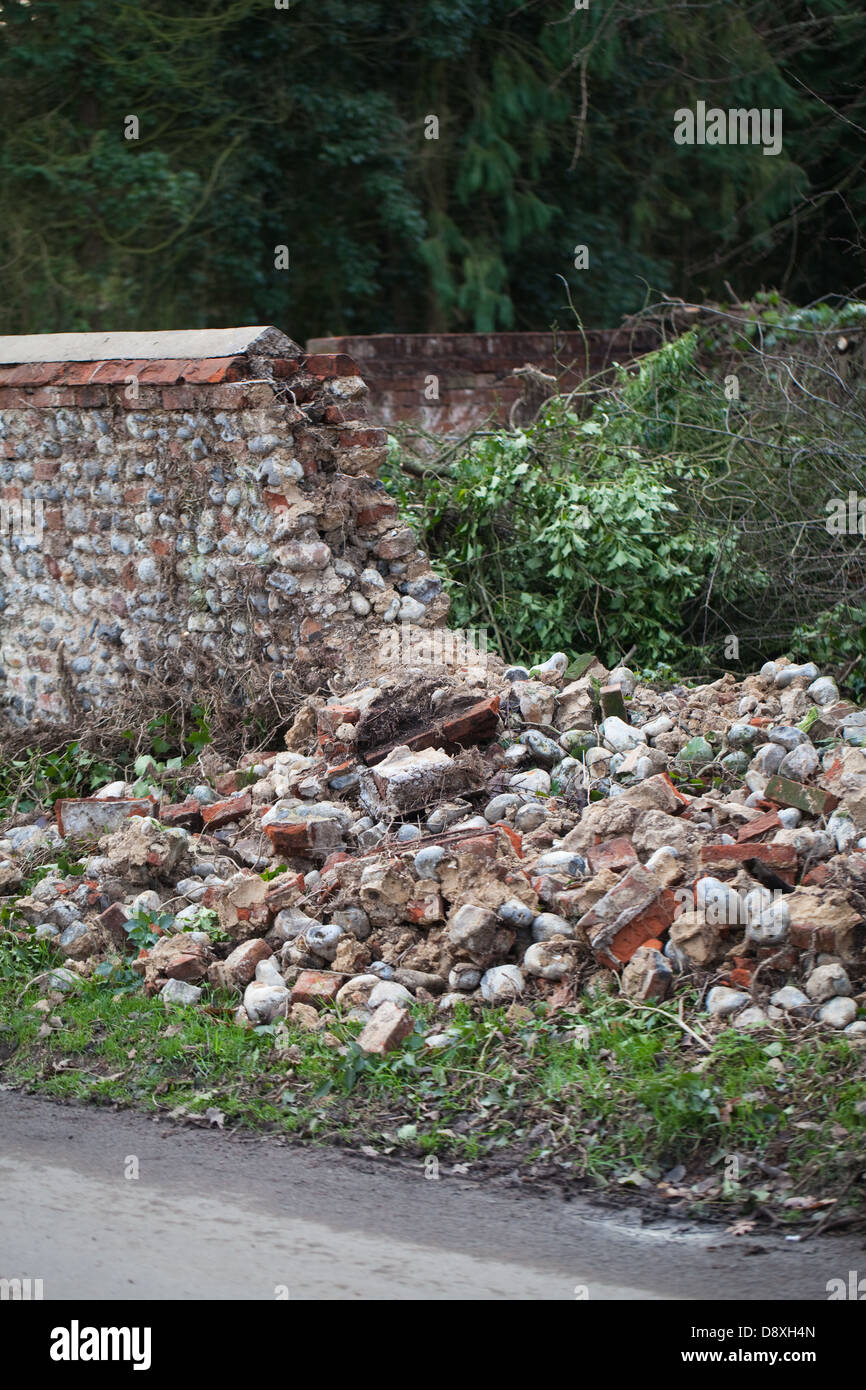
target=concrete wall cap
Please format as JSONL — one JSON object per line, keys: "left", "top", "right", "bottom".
{"left": 0, "top": 326, "right": 300, "bottom": 365}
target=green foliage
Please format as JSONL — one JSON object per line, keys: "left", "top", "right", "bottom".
{"left": 416, "top": 408, "right": 738, "bottom": 666}
{"left": 0, "top": 743, "right": 118, "bottom": 818}
{"left": 124, "top": 911, "right": 165, "bottom": 953}
{"left": 390, "top": 295, "right": 866, "bottom": 678}
{"left": 0, "top": 704, "right": 213, "bottom": 823}
{"left": 0, "top": 1, "right": 864, "bottom": 335}
{"left": 791, "top": 604, "right": 866, "bottom": 702}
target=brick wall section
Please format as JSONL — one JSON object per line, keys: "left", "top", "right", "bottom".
{"left": 305, "top": 328, "right": 661, "bottom": 435}
{"left": 0, "top": 329, "right": 447, "bottom": 724}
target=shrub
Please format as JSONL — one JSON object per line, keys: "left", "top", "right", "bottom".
{"left": 386, "top": 295, "right": 866, "bottom": 685}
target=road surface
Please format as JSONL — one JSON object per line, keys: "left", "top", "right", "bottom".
{"left": 1, "top": 1092, "right": 862, "bottom": 1299}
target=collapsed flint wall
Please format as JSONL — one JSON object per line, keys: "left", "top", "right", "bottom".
{"left": 0, "top": 326, "right": 450, "bottom": 726}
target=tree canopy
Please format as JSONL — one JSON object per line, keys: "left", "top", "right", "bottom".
{"left": 0, "top": 0, "right": 864, "bottom": 338}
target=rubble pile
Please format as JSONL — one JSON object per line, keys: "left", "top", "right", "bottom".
{"left": 3, "top": 647, "right": 866, "bottom": 1051}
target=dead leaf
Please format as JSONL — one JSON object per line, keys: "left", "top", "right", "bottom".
{"left": 546, "top": 981, "right": 576, "bottom": 1015}
{"left": 781, "top": 1196, "right": 836, "bottom": 1210}
{"left": 726, "top": 1219, "right": 756, "bottom": 1236}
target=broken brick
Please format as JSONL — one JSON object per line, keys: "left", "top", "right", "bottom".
{"left": 357, "top": 1000, "right": 414, "bottom": 1054}
{"left": 219, "top": 938, "right": 274, "bottom": 989}
{"left": 578, "top": 865, "right": 677, "bottom": 968}
{"left": 164, "top": 950, "right": 210, "bottom": 983}
{"left": 802, "top": 864, "right": 830, "bottom": 887}
{"left": 292, "top": 970, "right": 344, "bottom": 1007}
{"left": 406, "top": 893, "right": 445, "bottom": 925}
{"left": 441, "top": 695, "right": 501, "bottom": 746}
{"left": 317, "top": 704, "right": 362, "bottom": 740}
{"left": 263, "top": 873, "right": 305, "bottom": 915}
{"left": 201, "top": 790, "right": 252, "bottom": 827}
{"left": 55, "top": 795, "right": 155, "bottom": 838}
{"left": 726, "top": 966, "right": 754, "bottom": 989}
{"left": 97, "top": 901, "right": 130, "bottom": 950}
{"left": 700, "top": 842, "right": 797, "bottom": 874}
{"left": 587, "top": 837, "right": 639, "bottom": 874}
{"left": 158, "top": 796, "right": 204, "bottom": 830}
{"left": 493, "top": 822, "right": 523, "bottom": 857}
{"left": 764, "top": 774, "right": 840, "bottom": 819}
{"left": 737, "top": 810, "right": 782, "bottom": 842}
{"left": 789, "top": 921, "right": 837, "bottom": 953}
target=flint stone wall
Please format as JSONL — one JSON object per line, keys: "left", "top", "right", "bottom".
{"left": 0, "top": 327, "right": 447, "bottom": 725}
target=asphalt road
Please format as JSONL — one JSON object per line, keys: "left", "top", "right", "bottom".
{"left": 1, "top": 1092, "right": 862, "bottom": 1300}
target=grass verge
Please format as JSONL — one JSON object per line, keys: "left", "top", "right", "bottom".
{"left": 1, "top": 932, "right": 864, "bottom": 1233}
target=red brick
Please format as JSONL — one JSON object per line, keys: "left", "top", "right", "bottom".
{"left": 263, "top": 873, "right": 306, "bottom": 914}
{"left": 354, "top": 502, "right": 398, "bottom": 527}
{"left": 270, "top": 358, "right": 300, "bottom": 379}
{"left": 200, "top": 790, "right": 252, "bottom": 827}
{"left": 97, "top": 901, "right": 130, "bottom": 950}
{"left": 790, "top": 921, "right": 837, "bottom": 952}
{"left": 338, "top": 427, "right": 386, "bottom": 448}
{"left": 602, "top": 906, "right": 674, "bottom": 966}
{"left": 406, "top": 893, "right": 444, "bottom": 924}
{"left": 737, "top": 810, "right": 782, "bottom": 842}
{"left": 263, "top": 822, "right": 315, "bottom": 855}
{"left": 441, "top": 695, "right": 500, "bottom": 746}
{"left": 587, "top": 836, "right": 639, "bottom": 874}
{"left": 726, "top": 966, "right": 754, "bottom": 989}
{"left": 158, "top": 797, "right": 204, "bottom": 830}
{"left": 301, "top": 353, "right": 359, "bottom": 378}
{"left": 802, "top": 864, "right": 830, "bottom": 886}
{"left": 164, "top": 950, "right": 210, "bottom": 983}
{"left": 317, "top": 704, "right": 362, "bottom": 739}
{"left": 178, "top": 356, "right": 245, "bottom": 384}
{"left": 321, "top": 851, "right": 353, "bottom": 873}
{"left": 81, "top": 359, "right": 141, "bottom": 385}
{"left": 291, "top": 969, "right": 344, "bottom": 1007}
{"left": 322, "top": 760, "right": 355, "bottom": 784}
{"left": 700, "top": 843, "right": 797, "bottom": 874}
{"left": 263, "top": 491, "right": 290, "bottom": 511}
{"left": 578, "top": 864, "right": 677, "bottom": 967}
{"left": 160, "top": 386, "right": 199, "bottom": 410}
{"left": 0, "top": 362, "right": 59, "bottom": 386}
{"left": 493, "top": 822, "right": 523, "bottom": 857}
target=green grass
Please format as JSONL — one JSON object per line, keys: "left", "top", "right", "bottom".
{"left": 1, "top": 927, "right": 864, "bottom": 1228}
